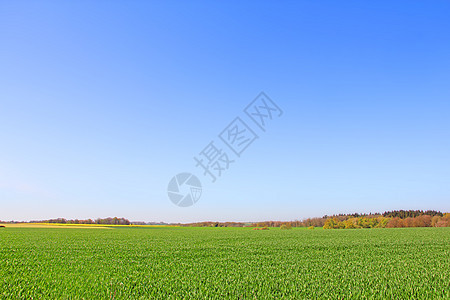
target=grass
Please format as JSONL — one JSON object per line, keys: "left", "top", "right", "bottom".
{"left": 1, "top": 226, "right": 449, "bottom": 299}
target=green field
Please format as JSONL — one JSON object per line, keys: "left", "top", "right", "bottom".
{"left": 1, "top": 227, "right": 449, "bottom": 299}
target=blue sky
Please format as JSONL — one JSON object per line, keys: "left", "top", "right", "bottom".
{"left": 1, "top": 1, "right": 449, "bottom": 222}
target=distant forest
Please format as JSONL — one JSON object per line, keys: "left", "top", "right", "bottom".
{"left": 179, "top": 210, "right": 450, "bottom": 229}
{"left": 31, "top": 217, "right": 131, "bottom": 225}
{"left": 1, "top": 210, "right": 449, "bottom": 228}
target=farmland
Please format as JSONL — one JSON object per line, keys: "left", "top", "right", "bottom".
{"left": 1, "top": 226, "right": 449, "bottom": 299}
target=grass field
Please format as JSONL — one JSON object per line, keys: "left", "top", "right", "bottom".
{"left": 1, "top": 226, "right": 449, "bottom": 299}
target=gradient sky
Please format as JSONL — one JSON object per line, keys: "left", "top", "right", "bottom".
{"left": 1, "top": 1, "right": 449, "bottom": 222}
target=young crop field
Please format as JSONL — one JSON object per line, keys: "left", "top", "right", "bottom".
{"left": 1, "top": 226, "right": 449, "bottom": 299}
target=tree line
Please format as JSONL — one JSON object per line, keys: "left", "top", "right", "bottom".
{"left": 29, "top": 217, "right": 131, "bottom": 225}
{"left": 2, "top": 210, "right": 449, "bottom": 228}
{"left": 382, "top": 210, "right": 443, "bottom": 218}
{"left": 324, "top": 213, "right": 450, "bottom": 229}
{"left": 180, "top": 210, "right": 449, "bottom": 229}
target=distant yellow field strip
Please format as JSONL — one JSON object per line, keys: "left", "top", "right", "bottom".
{"left": 3, "top": 223, "right": 113, "bottom": 229}
{"left": 1, "top": 223, "right": 177, "bottom": 229}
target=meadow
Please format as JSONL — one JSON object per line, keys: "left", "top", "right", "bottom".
{"left": 0, "top": 226, "right": 449, "bottom": 299}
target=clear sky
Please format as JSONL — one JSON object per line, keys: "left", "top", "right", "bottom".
{"left": 1, "top": 1, "right": 449, "bottom": 222}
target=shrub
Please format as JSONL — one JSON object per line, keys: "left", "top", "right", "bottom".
{"left": 436, "top": 220, "right": 449, "bottom": 227}
{"left": 280, "top": 223, "right": 292, "bottom": 230}
{"left": 431, "top": 216, "right": 441, "bottom": 227}
{"left": 253, "top": 226, "right": 269, "bottom": 230}
{"left": 323, "top": 218, "right": 344, "bottom": 229}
